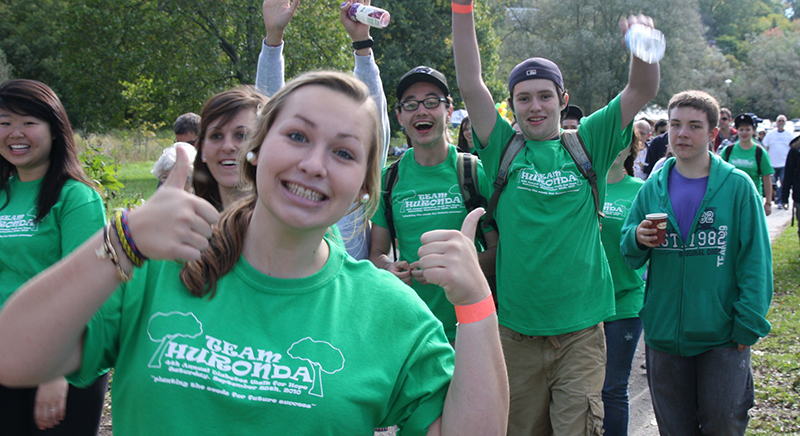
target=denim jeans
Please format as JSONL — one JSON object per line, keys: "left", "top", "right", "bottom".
{"left": 646, "top": 345, "right": 754, "bottom": 436}
{"left": 602, "top": 318, "right": 643, "bottom": 436}
{"left": 773, "top": 166, "right": 785, "bottom": 203}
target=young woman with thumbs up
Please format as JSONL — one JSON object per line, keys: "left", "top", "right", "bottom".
{"left": 0, "top": 71, "right": 507, "bottom": 436}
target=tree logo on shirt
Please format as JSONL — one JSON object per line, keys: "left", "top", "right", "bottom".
{"left": 145, "top": 312, "right": 349, "bottom": 409}
{"left": 287, "top": 338, "right": 345, "bottom": 398}
{"left": 147, "top": 311, "right": 204, "bottom": 368}
{"left": 516, "top": 163, "right": 582, "bottom": 195}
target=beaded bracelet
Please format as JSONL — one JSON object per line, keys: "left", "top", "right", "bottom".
{"left": 96, "top": 220, "right": 133, "bottom": 282}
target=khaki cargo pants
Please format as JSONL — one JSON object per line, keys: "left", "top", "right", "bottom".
{"left": 500, "top": 323, "right": 606, "bottom": 436}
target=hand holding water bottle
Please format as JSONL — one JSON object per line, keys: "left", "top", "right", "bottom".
{"left": 343, "top": 1, "right": 390, "bottom": 29}
{"left": 619, "top": 14, "right": 665, "bottom": 64}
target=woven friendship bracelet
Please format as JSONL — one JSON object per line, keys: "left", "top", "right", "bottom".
{"left": 451, "top": 2, "right": 474, "bottom": 14}
{"left": 114, "top": 210, "right": 144, "bottom": 268}
{"left": 455, "top": 293, "right": 495, "bottom": 324}
{"left": 119, "top": 209, "right": 147, "bottom": 265}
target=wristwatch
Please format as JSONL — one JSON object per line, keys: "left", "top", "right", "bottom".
{"left": 352, "top": 38, "right": 374, "bottom": 51}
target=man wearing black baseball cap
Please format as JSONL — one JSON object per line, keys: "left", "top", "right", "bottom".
{"left": 453, "top": 4, "right": 660, "bottom": 434}
{"left": 369, "top": 65, "right": 497, "bottom": 345}
{"left": 719, "top": 113, "right": 775, "bottom": 215}
{"left": 561, "top": 104, "right": 583, "bottom": 130}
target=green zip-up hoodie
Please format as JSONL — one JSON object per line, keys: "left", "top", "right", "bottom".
{"left": 621, "top": 152, "right": 772, "bottom": 357}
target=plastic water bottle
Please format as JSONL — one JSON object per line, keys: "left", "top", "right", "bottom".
{"left": 625, "top": 24, "right": 665, "bottom": 64}
{"left": 346, "top": 3, "right": 391, "bottom": 29}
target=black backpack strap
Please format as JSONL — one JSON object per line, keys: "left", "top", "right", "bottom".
{"left": 382, "top": 158, "right": 402, "bottom": 260}
{"left": 457, "top": 152, "right": 486, "bottom": 212}
{"left": 486, "top": 132, "right": 527, "bottom": 229}
{"left": 560, "top": 129, "right": 604, "bottom": 220}
{"left": 755, "top": 145, "right": 762, "bottom": 177}
{"left": 723, "top": 145, "right": 733, "bottom": 161}
{"left": 457, "top": 152, "right": 488, "bottom": 247}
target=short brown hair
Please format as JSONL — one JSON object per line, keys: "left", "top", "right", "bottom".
{"left": 668, "top": 91, "right": 720, "bottom": 132}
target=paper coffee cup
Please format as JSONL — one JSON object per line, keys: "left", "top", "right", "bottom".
{"left": 646, "top": 213, "right": 668, "bottom": 245}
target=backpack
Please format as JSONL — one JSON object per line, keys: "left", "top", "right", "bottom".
{"left": 485, "top": 130, "right": 603, "bottom": 229}
{"left": 721, "top": 144, "right": 763, "bottom": 177}
{"left": 382, "top": 152, "right": 488, "bottom": 260}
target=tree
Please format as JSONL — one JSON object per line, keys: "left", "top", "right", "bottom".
{"left": 147, "top": 312, "right": 204, "bottom": 368}
{"left": 735, "top": 29, "right": 800, "bottom": 118}
{"left": 287, "top": 337, "right": 344, "bottom": 398}
{"left": 0, "top": 0, "right": 66, "bottom": 93}
{"left": 696, "top": 0, "right": 778, "bottom": 59}
{"left": 495, "top": 0, "right": 728, "bottom": 112}
{"left": 55, "top": 0, "right": 353, "bottom": 131}
{"left": 373, "top": 0, "right": 506, "bottom": 133}
{"left": 0, "top": 47, "right": 11, "bottom": 82}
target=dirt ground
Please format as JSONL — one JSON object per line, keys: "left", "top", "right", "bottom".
{"left": 97, "top": 389, "right": 397, "bottom": 436}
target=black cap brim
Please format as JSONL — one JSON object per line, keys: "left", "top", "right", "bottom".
{"left": 396, "top": 67, "right": 450, "bottom": 100}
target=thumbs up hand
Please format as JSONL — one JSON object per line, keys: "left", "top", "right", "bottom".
{"left": 127, "top": 145, "right": 220, "bottom": 262}
{"left": 416, "top": 208, "right": 491, "bottom": 306}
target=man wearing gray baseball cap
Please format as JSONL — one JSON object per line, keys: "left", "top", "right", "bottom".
{"left": 453, "top": 4, "right": 661, "bottom": 435}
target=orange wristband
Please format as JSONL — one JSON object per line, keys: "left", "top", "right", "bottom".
{"left": 455, "top": 294, "right": 495, "bottom": 324}
{"left": 451, "top": 2, "right": 474, "bottom": 14}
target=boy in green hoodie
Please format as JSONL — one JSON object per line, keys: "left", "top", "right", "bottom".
{"left": 621, "top": 90, "right": 772, "bottom": 435}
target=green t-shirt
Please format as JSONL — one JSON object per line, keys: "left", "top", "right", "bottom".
{"left": 601, "top": 174, "right": 645, "bottom": 322}
{"left": 71, "top": 240, "right": 453, "bottom": 436}
{"left": 372, "top": 144, "right": 491, "bottom": 341}
{"left": 0, "top": 175, "right": 105, "bottom": 306}
{"left": 723, "top": 142, "right": 774, "bottom": 195}
{"left": 475, "top": 95, "right": 631, "bottom": 336}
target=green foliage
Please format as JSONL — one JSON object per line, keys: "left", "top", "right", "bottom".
{"left": 279, "top": 1, "right": 352, "bottom": 78}
{"left": 697, "top": 0, "right": 780, "bottom": 60}
{"left": 374, "top": 0, "right": 506, "bottom": 134}
{"left": 5, "top": 0, "right": 800, "bottom": 130}
{"left": 0, "top": 0, "right": 66, "bottom": 92}
{"left": 734, "top": 29, "right": 800, "bottom": 118}
{"left": 0, "top": 47, "right": 10, "bottom": 82}
{"left": 110, "top": 161, "right": 157, "bottom": 212}
{"left": 495, "top": 0, "right": 726, "bottom": 111}
{"left": 747, "top": 227, "right": 800, "bottom": 433}
{"left": 80, "top": 143, "right": 125, "bottom": 213}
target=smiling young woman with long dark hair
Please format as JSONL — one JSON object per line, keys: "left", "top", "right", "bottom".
{"left": 0, "top": 79, "right": 109, "bottom": 435}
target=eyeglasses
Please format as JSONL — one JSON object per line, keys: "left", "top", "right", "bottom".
{"left": 720, "top": 117, "right": 729, "bottom": 121}
{"left": 397, "top": 96, "right": 448, "bottom": 112}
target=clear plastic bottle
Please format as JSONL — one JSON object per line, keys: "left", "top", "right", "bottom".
{"left": 625, "top": 24, "right": 666, "bottom": 64}
{"left": 346, "top": 3, "right": 390, "bottom": 29}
